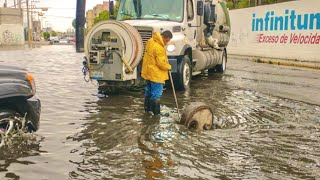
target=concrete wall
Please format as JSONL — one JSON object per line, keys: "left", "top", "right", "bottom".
{"left": 0, "top": 8, "right": 24, "bottom": 45}
{"left": 228, "top": 0, "right": 320, "bottom": 62}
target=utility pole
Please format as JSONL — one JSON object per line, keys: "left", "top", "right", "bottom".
{"left": 26, "top": 0, "right": 31, "bottom": 45}
{"left": 31, "top": 8, "right": 33, "bottom": 41}
{"left": 76, "top": 0, "right": 86, "bottom": 52}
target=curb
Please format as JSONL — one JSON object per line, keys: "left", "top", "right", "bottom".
{"left": 228, "top": 54, "right": 320, "bottom": 70}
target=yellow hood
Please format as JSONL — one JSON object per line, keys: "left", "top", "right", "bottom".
{"left": 152, "top": 32, "right": 165, "bottom": 47}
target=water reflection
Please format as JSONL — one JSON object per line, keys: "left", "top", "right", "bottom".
{"left": 1, "top": 46, "right": 319, "bottom": 179}
{"left": 0, "top": 134, "right": 44, "bottom": 178}
{"left": 68, "top": 91, "right": 185, "bottom": 179}
{"left": 66, "top": 70, "right": 320, "bottom": 179}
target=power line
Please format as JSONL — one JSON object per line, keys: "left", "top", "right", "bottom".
{"left": 44, "top": 15, "right": 74, "bottom": 19}
{"left": 46, "top": 7, "right": 75, "bottom": 9}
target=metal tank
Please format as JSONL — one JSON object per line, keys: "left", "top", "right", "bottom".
{"left": 193, "top": 0, "right": 231, "bottom": 72}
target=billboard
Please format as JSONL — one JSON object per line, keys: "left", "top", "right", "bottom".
{"left": 228, "top": 0, "right": 320, "bottom": 62}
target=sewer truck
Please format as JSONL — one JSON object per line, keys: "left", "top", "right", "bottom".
{"left": 83, "top": 0, "right": 231, "bottom": 93}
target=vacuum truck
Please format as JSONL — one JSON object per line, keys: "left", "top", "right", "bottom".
{"left": 83, "top": 0, "right": 231, "bottom": 93}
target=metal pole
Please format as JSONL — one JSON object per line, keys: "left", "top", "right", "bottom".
{"left": 169, "top": 71, "right": 181, "bottom": 119}
{"left": 14, "top": 0, "right": 16, "bottom": 8}
{"left": 30, "top": 2, "right": 33, "bottom": 41}
{"left": 76, "top": 0, "right": 86, "bottom": 52}
{"left": 26, "top": 0, "right": 31, "bottom": 45}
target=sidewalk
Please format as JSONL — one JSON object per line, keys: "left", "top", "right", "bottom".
{"left": 228, "top": 54, "right": 320, "bottom": 70}
{"left": 26, "top": 40, "right": 51, "bottom": 45}
{"left": 24, "top": 41, "right": 75, "bottom": 46}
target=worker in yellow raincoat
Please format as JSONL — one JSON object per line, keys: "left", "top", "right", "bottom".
{"left": 141, "top": 30, "right": 173, "bottom": 115}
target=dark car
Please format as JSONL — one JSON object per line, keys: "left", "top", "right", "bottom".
{"left": 0, "top": 65, "right": 41, "bottom": 137}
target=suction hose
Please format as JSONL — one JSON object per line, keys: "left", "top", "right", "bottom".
{"left": 220, "top": 1, "right": 231, "bottom": 36}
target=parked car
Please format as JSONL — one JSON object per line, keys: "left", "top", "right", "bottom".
{"left": 66, "top": 37, "right": 74, "bottom": 42}
{"left": 49, "top": 37, "right": 59, "bottom": 43}
{"left": 0, "top": 65, "right": 41, "bottom": 145}
{"left": 59, "top": 39, "right": 69, "bottom": 44}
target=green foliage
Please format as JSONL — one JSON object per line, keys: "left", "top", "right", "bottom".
{"left": 43, "top": 32, "right": 50, "bottom": 40}
{"left": 72, "top": 19, "right": 76, "bottom": 29}
{"left": 226, "top": 1, "right": 234, "bottom": 9}
{"left": 51, "top": 31, "right": 57, "bottom": 37}
{"left": 94, "top": 10, "right": 110, "bottom": 24}
{"left": 236, "top": 0, "right": 249, "bottom": 8}
{"left": 265, "top": 0, "right": 277, "bottom": 4}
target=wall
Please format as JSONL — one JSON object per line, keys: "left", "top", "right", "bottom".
{"left": 228, "top": 0, "right": 320, "bottom": 62}
{"left": 0, "top": 8, "right": 24, "bottom": 45}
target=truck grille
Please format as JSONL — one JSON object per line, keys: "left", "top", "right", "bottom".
{"left": 137, "top": 30, "right": 152, "bottom": 51}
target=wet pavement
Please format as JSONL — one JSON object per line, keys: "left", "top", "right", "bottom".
{"left": 0, "top": 45, "right": 319, "bottom": 179}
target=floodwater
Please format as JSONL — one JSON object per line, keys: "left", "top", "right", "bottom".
{"left": 0, "top": 45, "right": 319, "bottom": 179}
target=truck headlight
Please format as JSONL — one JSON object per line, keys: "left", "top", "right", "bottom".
{"left": 166, "top": 44, "right": 175, "bottom": 52}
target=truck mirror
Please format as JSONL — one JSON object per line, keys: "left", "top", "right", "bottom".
{"left": 197, "top": 1, "right": 204, "bottom": 16}
{"left": 204, "top": 4, "right": 216, "bottom": 25}
{"left": 109, "top": 1, "right": 114, "bottom": 16}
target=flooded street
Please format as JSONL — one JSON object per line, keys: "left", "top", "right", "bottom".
{"left": 0, "top": 45, "right": 320, "bottom": 179}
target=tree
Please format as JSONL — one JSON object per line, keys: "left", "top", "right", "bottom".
{"left": 43, "top": 32, "right": 50, "bottom": 40}
{"left": 226, "top": 1, "right": 234, "bottom": 9}
{"left": 94, "top": 10, "right": 110, "bottom": 24}
{"left": 265, "top": 0, "right": 277, "bottom": 4}
{"left": 72, "top": 19, "right": 76, "bottom": 29}
{"left": 225, "top": 0, "right": 293, "bottom": 9}
{"left": 236, "top": 0, "right": 250, "bottom": 8}
{"left": 51, "top": 30, "right": 58, "bottom": 37}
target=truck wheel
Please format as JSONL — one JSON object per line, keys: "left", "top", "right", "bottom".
{"left": 215, "top": 50, "right": 227, "bottom": 73}
{"left": 176, "top": 55, "right": 191, "bottom": 90}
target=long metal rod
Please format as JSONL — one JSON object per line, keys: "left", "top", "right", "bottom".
{"left": 168, "top": 71, "right": 181, "bottom": 119}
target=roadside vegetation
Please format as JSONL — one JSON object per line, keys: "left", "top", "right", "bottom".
{"left": 93, "top": 0, "right": 120, "bottom": 25}
{"left": 226, "top": 0, "right": 295, "bottom": 9}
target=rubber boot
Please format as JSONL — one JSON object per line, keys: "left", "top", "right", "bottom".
{"left": 144, "top": 96, "right": 151, "bottom": 112}
{"left": 150, "top": 99, "right": 161, "bottom": 116}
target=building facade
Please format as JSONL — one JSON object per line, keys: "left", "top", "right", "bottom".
{"left": 86, "top": 1, "right": 110, "bottom": 31}
{"left": 0, "top": 7, "right": 24, "bottom": 45}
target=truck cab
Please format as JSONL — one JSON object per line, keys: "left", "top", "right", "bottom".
{"left": 84, "top": 0, "right": 230, "bottom": 92}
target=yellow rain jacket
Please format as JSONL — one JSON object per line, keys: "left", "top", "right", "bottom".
{"left": 141, "top": 32, "right": 172, "bottom": 84}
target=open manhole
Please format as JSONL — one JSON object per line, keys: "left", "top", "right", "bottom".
{"left": 180, "top": 102, "right": 213, "bottom": 130}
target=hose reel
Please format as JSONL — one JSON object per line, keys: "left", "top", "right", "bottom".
{"left": 84, "top": 20, "right": 144, "bottom": 74}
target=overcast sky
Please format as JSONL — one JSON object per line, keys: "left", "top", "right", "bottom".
{"left": 1, "top": 0, "right": 112, "bottom": 31}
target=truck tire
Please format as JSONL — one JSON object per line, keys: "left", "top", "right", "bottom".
{"left": 208, "top": 50, "right": 227, "bottom": 74}
{"left": 215, "top": 50, "right": 227, "bottom": 73}
{"left": 176, "top": 55, "right": 192, "bottom": 90}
